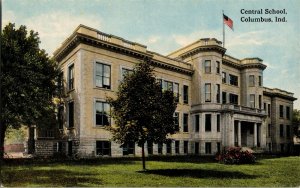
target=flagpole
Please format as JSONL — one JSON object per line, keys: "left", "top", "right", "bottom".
{"left": 222, "top": 10, "right": 225, "bottom": 48}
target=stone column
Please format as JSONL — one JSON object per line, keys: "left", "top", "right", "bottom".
{"left": 238, "top": 121, "right": 241, "bottom": 147}
{"left": 254, "top": 123, "right": 257, "bottom": 147}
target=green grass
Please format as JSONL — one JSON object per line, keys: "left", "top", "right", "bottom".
{"left": 2, "top": 156, "right": 300, "bottom": 187}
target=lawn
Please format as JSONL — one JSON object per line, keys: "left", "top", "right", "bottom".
{"left": 1, "top": 156, "right": 300, "bottom": 187}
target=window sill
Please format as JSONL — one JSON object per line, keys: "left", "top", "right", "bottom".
{"left": 93, "top": 87, "right": 112, "bottom": 91}
{"left": 67, "top": 127, "right": 75, "bottom": 130}
{"left": 67, "top": 89, "right": 75, "bottom": 93}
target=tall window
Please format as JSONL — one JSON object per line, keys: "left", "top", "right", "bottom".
{"left": 183, "top": 85, "right": 189, "bottom": 104}
{"left": 57, "top": 72, "right": 64, "bottom": 95}
{"left": 68, "top": 101, "right": 74, "bottom": 128}
{"left": 123, "top": 142, "right": 135, "bottom": 155}
{"left": 250, "top": 94, "right": 255, "bottom": 108}
{"left": 184, "top": 141, "right": 188, "bottom": 154}
{"left": 68, "top": 64, "right": 74, "bottom": 90}
{"left": 229, "top": 94, "right": 238, "bottom": 105}
{"left": 216, "top": 61, "right": 220, "bottom": 74}
{"left": 268, "top": 124, "right": 271, "bottom": 137}
{"left": 264, "top": 103, "right": 267, "bottom": 110}
{"left": 162, "top": 80, "right": 179, "bottom": 102}
{"left": 258, "top": 76, "right": 262, "bottom": 86}
{"left": 173, "top": 83, "right": 179, "bottom": 102}
{"left": 205, "top": 142, "right": 211, "bottom": 154}
{"left": 166, "top": 142, "right": 172, "bottom": 154}
{"left": 286, "top": 125, "right": 290, "bottom": 138}
{"left": 95, "top": 63, "right": 111, "bottom": 89}
{"left": 205, "top": 114, "right": 211, "bottom": 132}
{"left": 95, "top": 101, "right": 110, "bottom": 126}
{"left": 217, "top": 114, "right": 220, "bottom": 132}
{"left": 216, "top": 84, "right": 220, "bottom": 103}
{"left": 58, "top": 105, "right": 64, "bottom": 129}
{"left": 205, "top": 83, "right": 211, "bottom": 102}
{"left": 222, "top": 92, "right": 227, "bottom": 104}
{"left": 195, "top": 115, "right": 200, "bottom": 132}
{"left": 183, "top": 113, "right": 189, "bottom": 132}
{"left": 259, "top": 95, "right": 262, "bottom": 109}
{"left": 96, "top": 141, "right": 111, "bottom": 156}
{"left": 147, "top": 141, "right": 153, "bottom": 155}
{"left": 268, "top": 104, "right": 271, "bottom": 117}
{"left": 229, "top": 74, "right": 238, "bottom": 86}
{"left": 280, "top": 124, "right": 284, "bottom": 137}
{"left": 204, "top": 60, "right": 211, "bottom": 73}
{"left": 158, "top": 143, "right": 163, "bottom": 154}
{"left": 249, "top": 75, "right": 255, "bottom": 86}
{"left": 222, "top": 72, "right": 226, "bottom": 83}
{"left": 195, "top": 142, "right": 199, "bottom": 154}
{"left": 280, "top": 105, "right": 284, "bottom": 118}
{"left": 217, "top": 142, "right": 221, "bottom": 153}
{"left": 286, "top": 106, "right": 290, "bottom": 119}
{"left": 173, "top": 112, "right": 179, "bottom": 131}
{"left": 175, "top": 141, "right": 180, "bottom": 154}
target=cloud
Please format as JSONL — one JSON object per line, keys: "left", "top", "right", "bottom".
{"left": 2, "top": 10, "right": 17, "bottom": 26}
{"left": 24, "top": 11, "right": 102, "bottom": 55}
{"left": 172, "top": 30, "right": 220, "bottom": 47}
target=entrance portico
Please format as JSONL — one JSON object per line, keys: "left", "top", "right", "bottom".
{"left": 234, "top": 121, "right": 262, "bottom": 147}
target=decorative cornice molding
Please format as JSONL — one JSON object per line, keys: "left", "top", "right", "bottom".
{"left": 263, "top": 90, "right": 297, "bottom": 101}
{"left": 222, "top": 59, "right": 267, "bottom": 70}
{"left": 179, "top": 45, "right": 226, "bottom": 59}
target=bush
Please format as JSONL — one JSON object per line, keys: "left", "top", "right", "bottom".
{"left": 216, "top": 147, "right": 256, "bottom": 164}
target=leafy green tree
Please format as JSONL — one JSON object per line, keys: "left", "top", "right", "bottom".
{"left": 107, "top": 61, "right": 177, "bottom": 170}
{"left": 0, "top": 23, "right": 59, "bottom": 158}
{"left": 292, "top": 109, "right": 300, "bottom": 137}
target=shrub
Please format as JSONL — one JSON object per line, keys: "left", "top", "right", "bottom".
{"left": 216, "top": 147, "right": 256, "bottom": 164}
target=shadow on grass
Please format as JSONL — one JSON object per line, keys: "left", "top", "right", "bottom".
{"left": 2, "top": 169, "right": 102, "bottom": 187}
{"left": 139, "top": 169, "right": 258, "bottom": 179}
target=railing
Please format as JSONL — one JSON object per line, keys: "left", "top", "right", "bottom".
{"left": 222, "top": 104, "right": 266, "bottom": 115}
{"left": 97, "top": 32, "right": 111, "bottom": 42}
{"left": 123, "top": 41, "right": 134, "bottom": 49}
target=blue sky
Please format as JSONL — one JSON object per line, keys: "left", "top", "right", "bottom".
{"left": 3, "top": 0, "right": 300, "bottom": 109}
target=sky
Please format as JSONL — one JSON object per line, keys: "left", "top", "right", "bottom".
{"left": 3, "top": 0, "right": 300, "bottom": 109}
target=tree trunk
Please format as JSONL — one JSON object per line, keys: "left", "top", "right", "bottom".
{"left": 0, "top": 121, "right": 6, "bottom": 159}
{"left": 142, "top": 143, "right": 146, "bottom": 171}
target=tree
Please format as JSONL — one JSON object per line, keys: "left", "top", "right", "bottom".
{"left": 0, "top": 23, "right": 59, "bottom": 158}
{"left": 107, "top": 61, "right": 177, "bottom": 170}
{"left": 292, "top": 109, "right": 300, "bottom": 137}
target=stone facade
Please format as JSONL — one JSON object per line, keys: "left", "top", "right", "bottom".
{"left": 33, "top": 25, "right": 297, "bottom": 157}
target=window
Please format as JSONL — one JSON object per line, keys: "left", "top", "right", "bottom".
{"left": 268, "top": 124, "right": 271, "bottom": 137}
{"left": 286, "top": 106, "right": 290, "bottom": 119}
{"left": 195, "top": 142, "right": 199, "bottom": 154}
{"left": 250, "top": 94, "right": 255, "bottom": 108}
{"left": 204, "top": 60, "right": 211, "bottom": 73}
{"left": 280, "top": 105, "right": 284, "bottom": 118}
{"left": 258, "top": 76, "right": 262, "bottom": 86}
{"left": 259, "top": 95, "right": 262, "bottom": 109}
{"left": 264, "top": 103, "right": 267, "bottom": 110}
{"left": 95, "top": 63, "right": 111, "bottom": 89}
{"left": 205, "top": 142, "right": 211, "bottom": 154}
{"left": 281, "top": 144, "right": 285, "bottom": 153}
{"left": 96, "top": 141, "right": 111, "bottom": 156}
{"left": 205, "top": 114, "right": 211, "bottom": 132}
{"left": 183, "top": 85, "right": 189, "bottom": 104}
{"left": 229, "top": 94, "right": 238, "bottom": 105}
{"left": 68, "top": 101, "right": 74, "bottom": 128}
{"left": 175, "top": 141, "right": 180, "bottom": 154}
{"left": 229, "top": 74, "right": 238, "bottom": 86}
{"left": 58, "top": 105, "right": 64, "bottom": 129}
{"left": 166, "top": 142, "right": 172, "bottom": 154}
{"left": 183, "top": 113, "right": 189, "bottom": 132}
{"left": 222, "top": 92, "right": 227, "bottom": 104}
{"left": 222, "top": 72, "right": 226, "bottom": 83}
{"left": 195, "top": 115, "right": 200, "bottom": 132}
{"left": 184, "top": 141, "right": 188, "bottom": 154}
{"left": 95, "top": 101, "right": 111, "bottom": 126}
{"left": 205, "top": 83, "right": 211, "bottom": 102}
{"left": 286, "top": 125, "right": 290, "bottom": 138}
{"left": 162, "top": 80, "right": 179, "bottom": 102}
{"left": 121, "top": 68, "right": 133, "bottom": 80}
{"left": 280, "top": 124, "right": 284, "bottom": 137}
{"left": 68, "top": 64, "right": 74, "bottom": 90}
{"left": 249, "top": 75, "right": 255, "bottom": 87}
{"left": 147, "top": 141, "right": 153, "bottom": 155}
{"left": 217, "top": 142, "right": 221, "bottom": 153}
{"left": 158, "top": 143, "right": 163, "bottom": 154}
{"left": 123, "top": 142, "right": 135, "bottom": 155}
{"left": 216, "top": 84, "right": 220, "bottom": 103}
{"left": 173, "top": 112, "right": 179, "bottom": 131}
{"left": 57, "top": 72, "right": 64, "bottom": 95}
{"left": 216, "top": 61, "right": 220, "bottom": 74}
{"left": 268, "top": 104, "right": 271, "bottom": 117}
{"left": 217, "top": 114, "right": 220, "bottom": 132}
{"left": 56, "top": 142, "right": 63, "bottom": 153}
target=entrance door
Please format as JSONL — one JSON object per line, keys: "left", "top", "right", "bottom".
{"left": 68, "top": 141, "right": 73, "bottom": 156}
